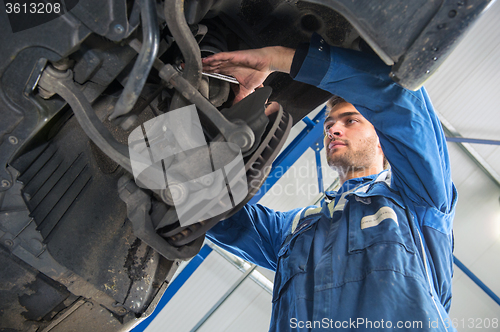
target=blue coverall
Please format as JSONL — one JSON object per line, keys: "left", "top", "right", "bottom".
{"left": 207, "top": 34, "right": 458, "bottom": 331}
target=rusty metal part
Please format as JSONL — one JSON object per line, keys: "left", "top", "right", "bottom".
{"left": 37, "top": 66, "right": 133, "bottom": 173}
{"left": 109, "top": 0, "right": 160, "bottom": 120}
{"left": 165, "top": 0, "right": 203, "bottom": 110}
{"left": 118, "top": 175, "right": 204, "bottom": 260}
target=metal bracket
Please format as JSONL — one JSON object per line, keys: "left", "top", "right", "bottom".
{"left": 117, "top": 175, "right": 204, "bottom": 260}
{"left": 70, "top": 0, "right": 138, "bottom": 41}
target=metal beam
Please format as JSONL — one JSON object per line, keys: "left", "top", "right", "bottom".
{"left": 190, "top": 265, "right": 257, "bottom": 332}
{"left": 446, "top": 137, "right": 500, "bottom": 146}
{"left": 439, "top": 114, "right": 500, "bottom": 188}
{"left": 314, "top": 140, "right": 325, "bottom": 193}
{"left": 453, "top": 256, "right": 500, "bottom": 306}
{"left": 208, "top": 242, "right": 273, "bottom": 295}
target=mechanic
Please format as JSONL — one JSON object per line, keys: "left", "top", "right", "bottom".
{"left": 202, "top": 34, "right": 457, "bottom": 331}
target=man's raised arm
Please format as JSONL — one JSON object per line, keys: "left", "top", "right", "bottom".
{"left": 203, "top": 37, "right": 457, "bottom": 229}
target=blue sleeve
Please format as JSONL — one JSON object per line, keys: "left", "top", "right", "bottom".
{"left": 206, "top": 204, "right": 302, "bottom": 271}
{"left": 294, "top": 34, "right": 456, "bottom": 231}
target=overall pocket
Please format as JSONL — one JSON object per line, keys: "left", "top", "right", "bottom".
{"left": 272, "top": 215, "right": 320, "bottom": 303}
{"left": 348, "top": 194, "right": 415, "bottom": 254}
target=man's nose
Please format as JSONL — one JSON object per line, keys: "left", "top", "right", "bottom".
{"left": 327, "top": 124, "right": 343, "bottom": 139}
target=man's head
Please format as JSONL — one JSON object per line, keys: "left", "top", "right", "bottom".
{"left": 323, "top": 96, "right": 387, "bottom": 183}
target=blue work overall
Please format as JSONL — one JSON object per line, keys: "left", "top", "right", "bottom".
{"left": 208, "top": 34, "right": 457, "bottom": 331}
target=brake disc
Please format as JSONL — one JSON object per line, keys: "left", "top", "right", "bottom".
{"left": 158, "top": 105, "right": 292, "bottom": 246}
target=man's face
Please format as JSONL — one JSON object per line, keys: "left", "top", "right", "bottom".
{"left": 323, "top": 102, "right": 383, "bottom": 173}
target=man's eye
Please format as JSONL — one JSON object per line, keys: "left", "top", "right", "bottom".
{"left": 347, "top": 119, "right": 358, "bottom": 124}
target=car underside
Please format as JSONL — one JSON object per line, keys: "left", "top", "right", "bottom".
{"left": 0, "top": 0, "right": 491, "bottom": 331}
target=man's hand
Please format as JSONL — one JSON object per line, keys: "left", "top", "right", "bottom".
{"left": 202, "top": 46, "right": 295, "bottom": 104}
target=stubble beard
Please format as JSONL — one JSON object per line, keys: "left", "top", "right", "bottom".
{"left": 326, "top": 136, "right": 378, "bottom": 179}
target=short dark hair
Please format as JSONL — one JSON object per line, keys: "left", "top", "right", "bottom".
{"left": 325, "top": 95, "right": 390, "bottom": 170}
{"left": 326, "top": 95, "right": 347, "bottom": 112}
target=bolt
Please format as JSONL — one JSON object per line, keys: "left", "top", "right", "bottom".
{"left": 320, "top": 39, "right": 325, "bottom": 44}
{"left": 318, "top": 46, "right": 323, "bottom": 51}
{"left": 8, "top": 136, "right": 18, "bottom": 145}
{"left": 457, "top": 1, "right": 465, "bottom": 7}
{"left": 426, "top": 70, "right": 430, "bottom": 74}
{"left": 448, "top": 10, "right": 457, "bottom": 18}
{"left": 114, "top": 24, "right": 124, "bottom": 34}
{"left": 52, "top": 58, "right": 72, "bottom": 71}
{"left": 433, "top": 57, "right": 438, "bottom": 61}
{"left": 433, "top": 47, "right": 439, "bottom": 52}
{"left": 4, "top": 239, "right": 14, "bottom": 247}
{"left": 170, "top": 186, "right": 182, "bottom": 201}
{"left": 85, "top": 302, "right": 93, "bottom": 308}
{"left": 315, "top": 143, "right": 319, "bottom": 146}
{"left": 437, "top": 23, "right": 446, "bottom": 30}
{"left": 60, "top": 278, "right": 69, "bottom": 284}
{"left": 117, "top": 307, "right": 127, "bottom": 315}
{"left": 1, "top": 180, "right": 11, "bottom": 188}
{"left": 201, "top": 174, "right": 214, "bottom": 186}
{"left": 228, "top": 127, "right": 253, "bottom": 152}
{"left": 162, "top": 183, "right": 187, "bottom": 205}
{"left": 44, "top": 66, "right": 72, "bottom": 79}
